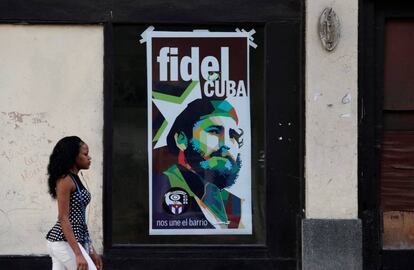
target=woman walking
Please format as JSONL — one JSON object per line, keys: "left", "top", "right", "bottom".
{"left": 46, "top": 136, "right": 103, "bottom": 270}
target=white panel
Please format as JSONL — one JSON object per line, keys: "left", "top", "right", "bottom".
{"left": 305, "top": 2, "right": 358, "bottom": 218}
{"left": 0, "top": 25, "right": 103, "bottom": 254}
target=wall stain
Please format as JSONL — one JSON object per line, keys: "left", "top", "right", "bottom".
{"left": 7, "top": 112, "right": 31, "bottom": 123}
{"left": 0, "top": 209, "right": 11, "bottom": 235}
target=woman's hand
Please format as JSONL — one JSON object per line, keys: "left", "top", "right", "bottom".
{"left": 90, "top": 252, "right": 103, "bottom": 270}
{"left": 76, "top": 254, "right": 88, "bottom": 270}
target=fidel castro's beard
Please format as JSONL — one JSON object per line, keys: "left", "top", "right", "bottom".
{"left": 184, "top": 140, "right": 242, "bottom": 190}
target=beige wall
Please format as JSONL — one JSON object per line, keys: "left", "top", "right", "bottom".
{"left": 0, "top": 25, "right": 104, "bottom": 254}
{"left": 305, "top": 1, "right": 358, "bottom": 219}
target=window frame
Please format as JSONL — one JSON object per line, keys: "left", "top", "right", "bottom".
{"left": 104, "top": 20, "right": 304, "bottom": 269}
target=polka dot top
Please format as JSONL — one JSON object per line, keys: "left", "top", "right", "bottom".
{"left": 46, "top": 173, "right": 91, "bottom": 244}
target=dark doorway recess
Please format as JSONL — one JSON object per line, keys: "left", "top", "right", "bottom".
{"left": 360, "top": 1, "right": 414, "bottom": 269}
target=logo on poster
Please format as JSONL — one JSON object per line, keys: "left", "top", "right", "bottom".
{"left": 156, "top": 47, "right": 247, "bottom": 97}
{"left": 163, "top": 188, "right": 189, "bottom": 215}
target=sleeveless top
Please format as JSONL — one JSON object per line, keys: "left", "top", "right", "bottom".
{"left": 46, "top": 173, "right": 91, "bottom": 244}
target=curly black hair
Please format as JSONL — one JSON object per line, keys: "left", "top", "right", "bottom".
{"left": 47, "top": 136, "right": 84, "bottom": 199}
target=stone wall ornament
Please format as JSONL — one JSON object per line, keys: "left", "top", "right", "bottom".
{"left": 319, "top": 7, "right": 340, "bottom": 51}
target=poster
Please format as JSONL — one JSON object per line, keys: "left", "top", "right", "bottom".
{"left": 144, "top": 28, "right": 254, "bottom": 235}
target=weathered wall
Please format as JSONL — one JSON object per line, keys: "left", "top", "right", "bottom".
{"left": 0, "top": 25, "right": 103, "bottom": 254}
{"left": 305, "top": 1, "right": 358, "bottom": 219}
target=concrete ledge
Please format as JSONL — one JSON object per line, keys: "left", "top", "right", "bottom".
{"left": 302, "top": 219, "right": 362, "bottom": 270}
